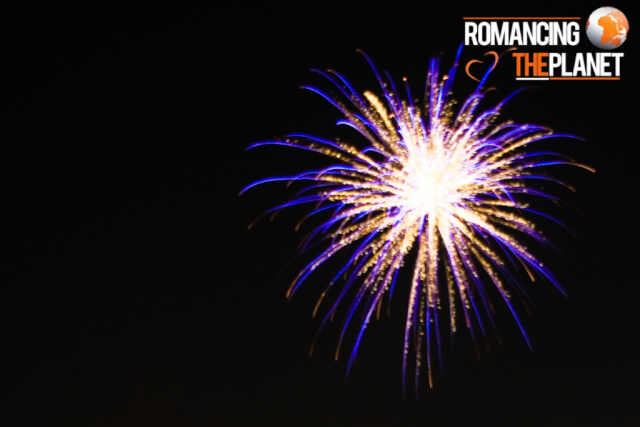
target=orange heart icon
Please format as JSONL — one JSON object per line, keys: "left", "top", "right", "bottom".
{"left": 465, "top": 51, "right": 499, "bottom": 82}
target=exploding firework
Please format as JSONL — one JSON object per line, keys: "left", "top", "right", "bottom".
{"left": 242, "top": 46, "right": 591, "bottom": 393}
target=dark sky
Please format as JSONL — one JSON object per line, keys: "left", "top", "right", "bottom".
{"left": 1, "top": 1, "right": 638, "bottom": 426}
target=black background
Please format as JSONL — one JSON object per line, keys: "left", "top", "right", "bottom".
{"left": 1, "top": 1, "right": 637, "bottom": 426}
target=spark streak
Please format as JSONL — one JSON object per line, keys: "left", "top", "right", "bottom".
{"left": 242, "top": 46, "right": 592, "bottom": 393}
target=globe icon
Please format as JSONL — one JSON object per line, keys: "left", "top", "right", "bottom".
{"left": 586, "top": 7, "right": 629, "bottom": 49}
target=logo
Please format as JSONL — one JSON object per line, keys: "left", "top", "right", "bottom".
{"left": 586, "top": 7, "right": 629, "bottom": 49}
{"left": 463, "top": 7, "right": 629, "bottom": 81}
{"left": 464, "top": 51, "right": 498, "bottom": 82}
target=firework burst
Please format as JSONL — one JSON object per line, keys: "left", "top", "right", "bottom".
{"left": 242, "top": 46, "right": 591, "bottom": 393}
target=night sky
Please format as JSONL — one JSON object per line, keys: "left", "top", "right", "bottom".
{"left": 2, "top": 2, "right": 638, "bottom": 426}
